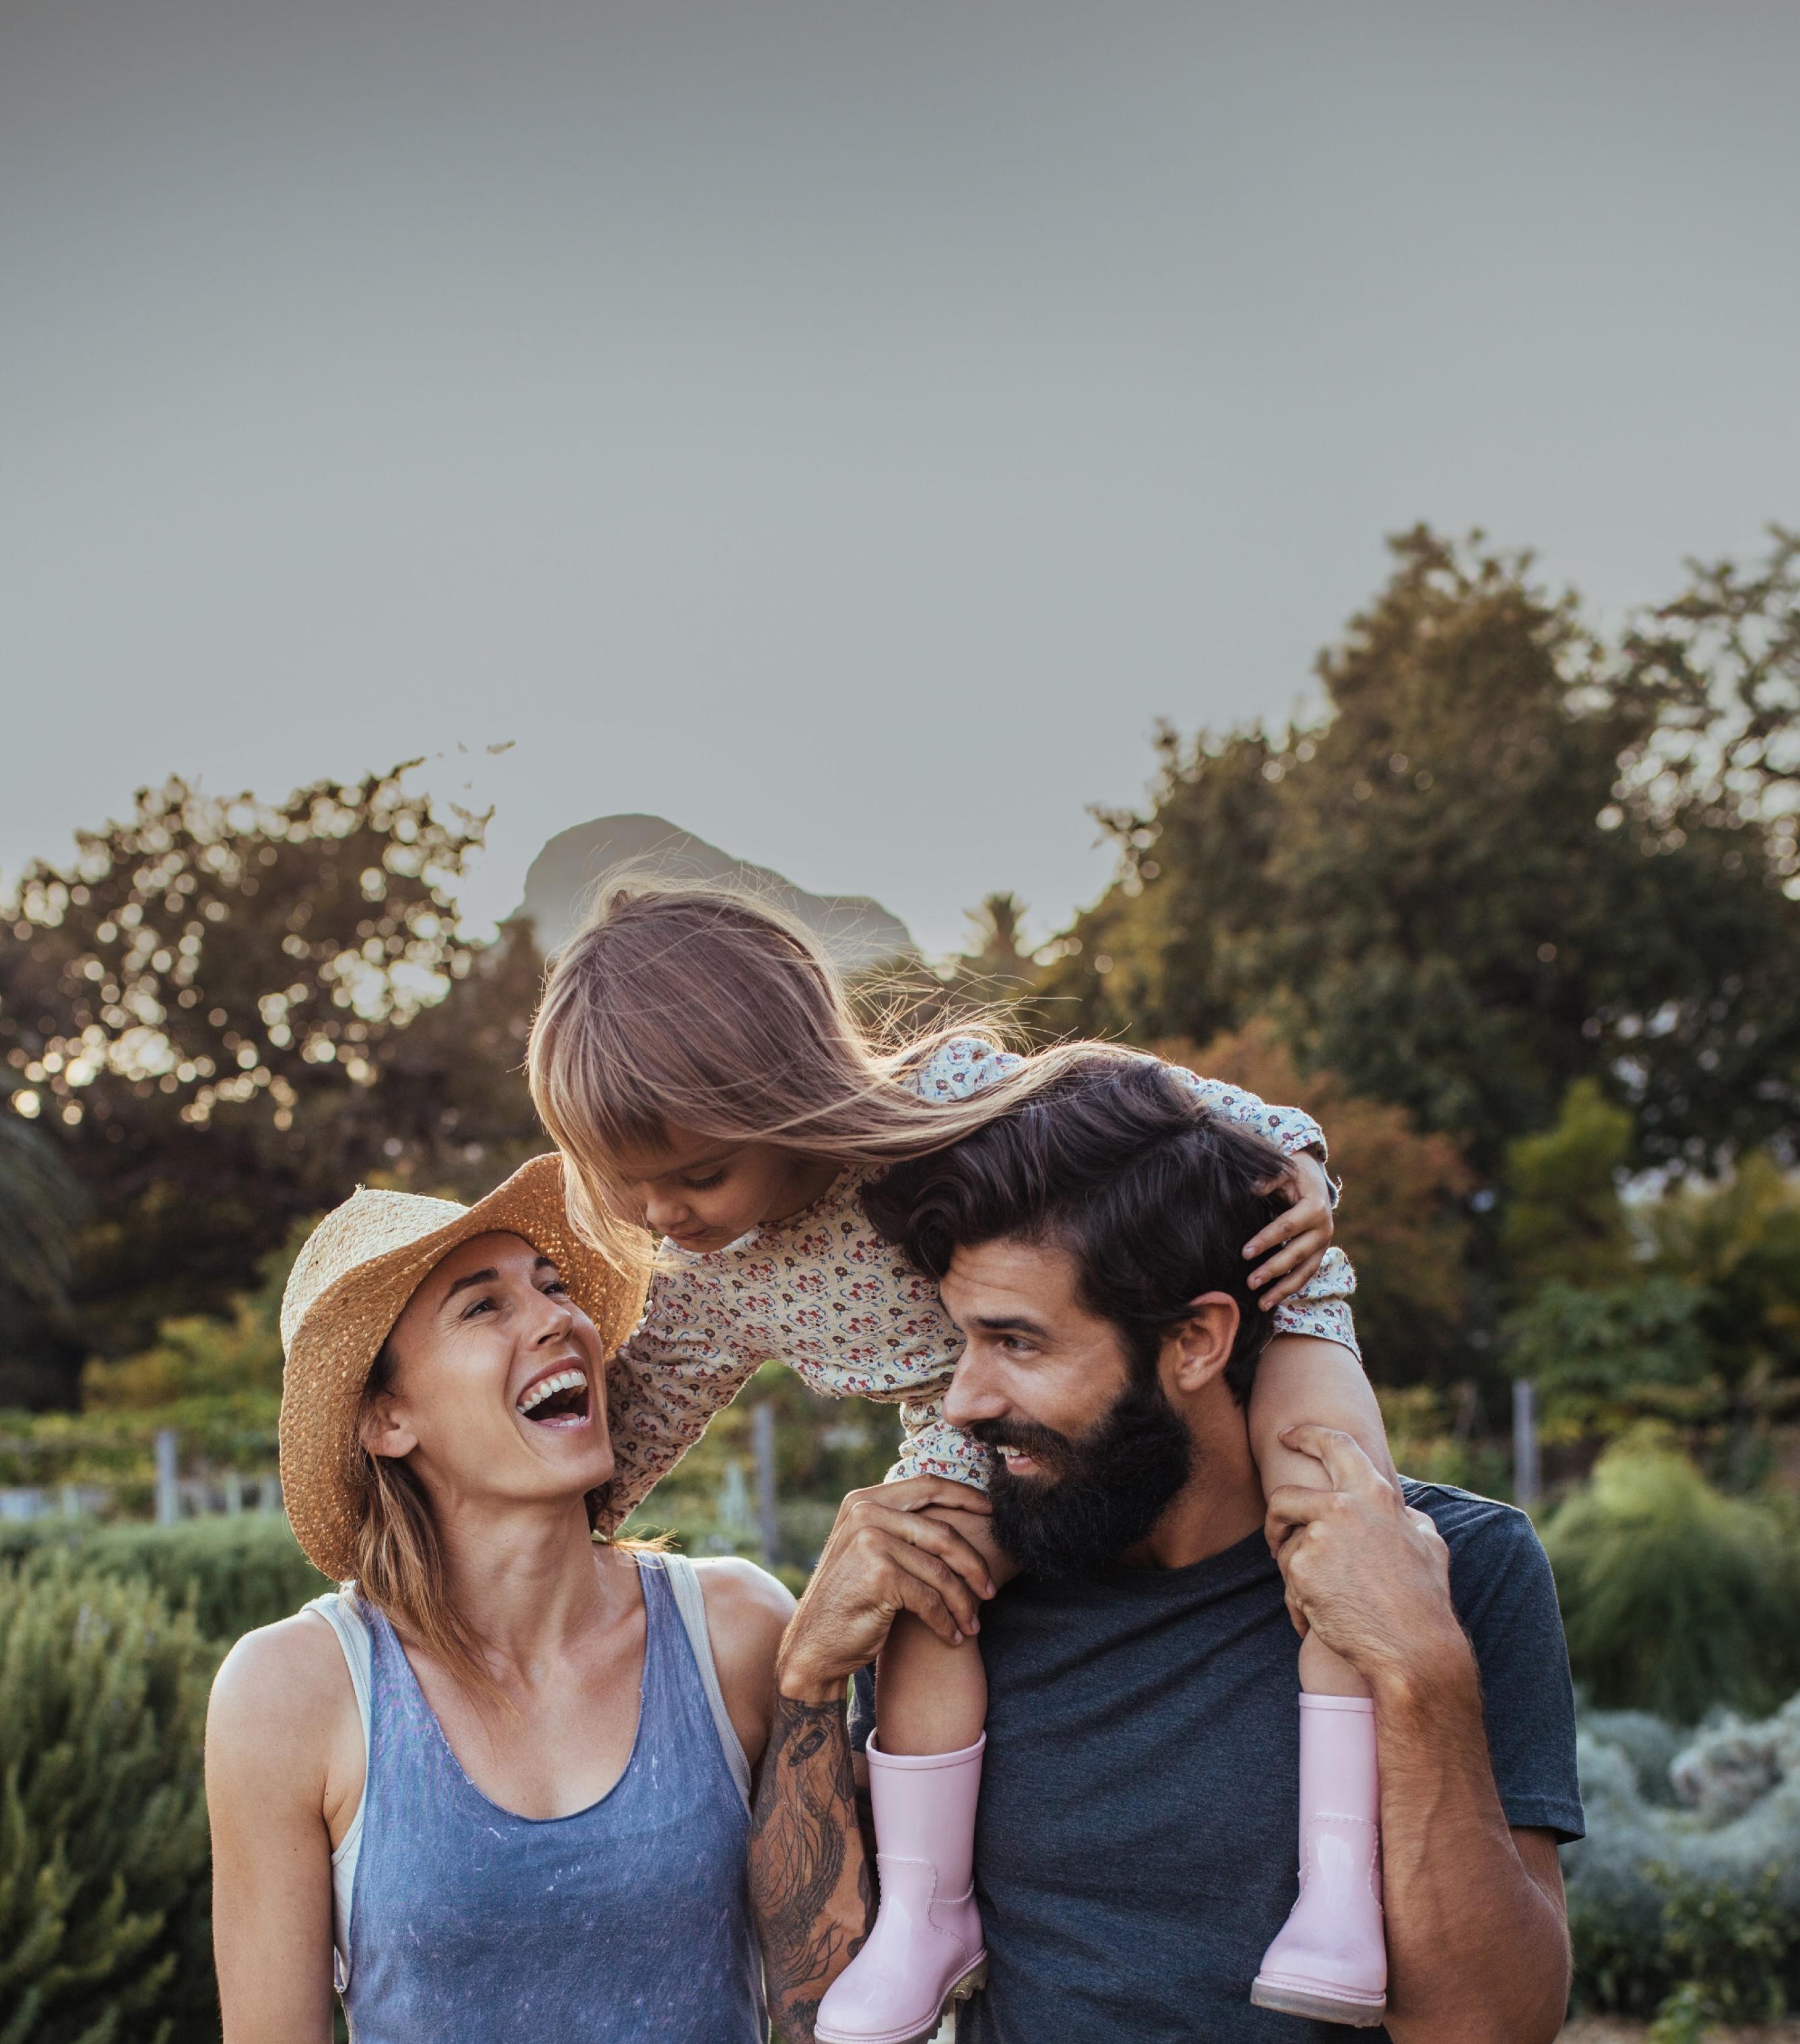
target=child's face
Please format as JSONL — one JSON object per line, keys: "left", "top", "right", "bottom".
{"left": 600, "top": 1125, "right": 837, "bottom": 1253}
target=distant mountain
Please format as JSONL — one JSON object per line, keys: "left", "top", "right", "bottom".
{"left": 511, "top": 814, "right": 917, "bottom": 970}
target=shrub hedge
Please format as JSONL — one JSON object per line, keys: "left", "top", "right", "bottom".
{"left": 0, "top": 1514, "right": 328, "bottom": 1642}
{"left": 1568, "top": 1692, "right": 1800, "bottom": 2021}
{"left": 0, "top": 1561, "right": 216, "bottom": 2044}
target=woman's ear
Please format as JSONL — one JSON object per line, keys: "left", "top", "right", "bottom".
{"left": 1162, "top": 1293, "right": 1242, "bottom": 1394}
{"left": 358, "top": 1390, "right": 418, "bottom": 1463}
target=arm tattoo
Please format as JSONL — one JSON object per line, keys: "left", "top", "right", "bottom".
{"left": 750, "top": 1693, "right": 876, "bottom": 2042}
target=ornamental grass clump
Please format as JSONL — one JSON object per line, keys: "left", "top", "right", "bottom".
{"left": 0, "top": 1560, "right": 216, "bottom": 2044}
{"left": 1542, "top": 1443, "right": 1800, "bottom": 1723}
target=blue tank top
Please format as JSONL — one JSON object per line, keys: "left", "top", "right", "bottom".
{"left": 340, "top": 1555, "right": 765, "bottom": 2043}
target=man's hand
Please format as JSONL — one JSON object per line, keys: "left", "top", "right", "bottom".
{"left": 776, "top": 1478, "right": 996, "bottom": 1706}
{"left": 1245, "top": 1152, "right": 1335, "bottom": 1310}
{"left": 1264, "top": 1424, "right": 1467, "bottom": 1696}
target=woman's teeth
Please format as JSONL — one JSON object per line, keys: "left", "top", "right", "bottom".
{"left": 516, "top": 1369, "right": 589, "bottom": 1422}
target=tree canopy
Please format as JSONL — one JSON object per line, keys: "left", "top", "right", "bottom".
{"left": 0, "top": 768, "right": 545, "bottom": 1402}
{"left": 1039, "top": 528, "right": 1800, "bottom": 1181}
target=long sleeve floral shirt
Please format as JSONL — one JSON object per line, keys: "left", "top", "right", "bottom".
{"left": 593, "top": 1039, "right": 1358, "bottom": 1533}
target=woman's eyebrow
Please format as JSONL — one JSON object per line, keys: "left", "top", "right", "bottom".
{"left": 442, "top": 1267, "right": 499, "bottom": 1301}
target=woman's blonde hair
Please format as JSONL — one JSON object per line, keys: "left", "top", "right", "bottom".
{"left": 527, "top": 877, "right": 1134, "bottom": 1271}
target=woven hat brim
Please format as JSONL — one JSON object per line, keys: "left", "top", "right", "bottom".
{"left": 278, "top": 1153, "right": 648, "bottom": 1581}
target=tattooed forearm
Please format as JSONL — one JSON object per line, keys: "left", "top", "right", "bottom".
{"left": 750, "top": 1691, "right": 876, "bottom": 2043}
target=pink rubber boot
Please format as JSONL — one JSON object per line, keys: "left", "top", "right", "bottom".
{"left": 813, "top": 1734, "right": 988, "bottom": 2044}
{"left": 1251, "top": 1694, "right": 1388, "bottom": 2028}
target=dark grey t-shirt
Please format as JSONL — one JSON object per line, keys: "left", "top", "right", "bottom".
{"left": 856, "top": 1480, "right": 1582, "bottom": 2044}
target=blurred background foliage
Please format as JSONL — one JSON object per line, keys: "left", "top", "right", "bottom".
{"left": 3, "top": 521, "right": 1799, "bottom": 1515}
{"left": 3, "top": 521, "right": 1800, "bottom": 2035}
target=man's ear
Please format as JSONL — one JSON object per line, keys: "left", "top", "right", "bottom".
{"left": 358, "top": 1391, "right": 418, "bottom": 1463}
{"left": 1162, "top": 1293, "right": 1242, "bottom": 1395}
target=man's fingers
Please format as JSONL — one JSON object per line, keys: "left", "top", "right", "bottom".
{"left": 859, "top": 1504, "right": 997, "bottom": 1597}
{"left": 1264, "top": 1485, "right": 1335, "bottom": 1550}
{"left": 1276, "top": 1423, "right": 1386, "bottom": 1495}
{"left": 864, "top": 1476, "right": 994, "bottom": 1519}
{"left": 887, "top": 1547, "right": 985, "bottom": 1641}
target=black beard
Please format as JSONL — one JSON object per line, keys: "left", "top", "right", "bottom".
{"left": 973, "top": 1373, "right": 1194, "bottom": 1580}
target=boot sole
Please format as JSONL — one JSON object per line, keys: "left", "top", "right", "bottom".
{"left": 1250, "top": 1975, "right": 1387, "bottom": 2027}
{"left": 814, "top": 1954, "right": 988, "bottom": 2044}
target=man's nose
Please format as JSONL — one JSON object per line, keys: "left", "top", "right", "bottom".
{"left": 942, "top": 1349, "right": 1008, "bottom": 1432}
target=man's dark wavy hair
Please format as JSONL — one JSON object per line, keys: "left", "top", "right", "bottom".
{"left": 861, "top": 1052, "right": 1291, "bottom": 1405}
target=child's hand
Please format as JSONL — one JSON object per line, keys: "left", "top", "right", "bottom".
{"left": 1244, "top": 1152, "right": 1335, "bottom": 1311}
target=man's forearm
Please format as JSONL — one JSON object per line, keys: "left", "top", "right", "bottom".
{"left": 749, "top": 1689, "right": 875, "bottom": 2043}
{"left": 1375, "top": 1641, "right": 1570, "bottom": 2044}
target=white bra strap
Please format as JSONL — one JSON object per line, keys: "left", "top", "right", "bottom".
{"left": 304, "top": 1591, "right": 372, "bottom": 1993}
{"left": 660, "top": 1555, "right": 752, "bottom": 1810}
{"left": 307, "top": 1589, "right": 374, "bottom": 1753}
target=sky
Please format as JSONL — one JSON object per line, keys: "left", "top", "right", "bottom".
{"left": 3, "top": 0, "right": 1797, "bottom": 956}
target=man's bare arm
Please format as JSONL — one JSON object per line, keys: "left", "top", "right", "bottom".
{"left": 749, "top": 1691, "right": 874, "bottom": 2043}
{"left": 748, "top": 1478, "right": 996, "bottom": 2042}
{"left": 1270, "top": 1426, "right": 1572, "bottom": 2044}
{"left": 1376, "top": 1649, "right": 1570, "bottom": 2043}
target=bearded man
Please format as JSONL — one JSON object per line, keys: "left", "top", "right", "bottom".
{"left": 747, "top": 1055, "right": 1583, "bottom": 2043}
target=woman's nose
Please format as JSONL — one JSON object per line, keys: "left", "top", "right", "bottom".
{"left": 529, "top": 1288, "right": 577, "bottom": 1342}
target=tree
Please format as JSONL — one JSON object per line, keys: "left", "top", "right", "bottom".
{"left": 1157, "top": 1021, "right": 1473, "bottom": 1385}
{"left": 959, "top": 892, "right": 1035, "bottom": 987}
{"left": 0, "top": 768, "right": 545, "bottom": 1399}
{"left": 1039, "top": 529, "right": 1800, "bottom": 1179}
{"left": 0, "top": 1115, "right": 85, "bottom": 1311}
{"left": 0, "top": 1117, "right": 89, "bottom": 1408}
{"left": 1502, "top": 1079, "right": 1636, "bottom": 1293}
{"left": 1617, "top": 525, "right": 1800, "bottom": 883}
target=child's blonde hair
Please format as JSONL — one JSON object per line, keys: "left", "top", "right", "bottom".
{"left": 527, "top": 877, "right": 1127, "bottom": 1270}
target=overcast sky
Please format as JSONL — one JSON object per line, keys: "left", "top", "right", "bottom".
{"left": 4, "top": 0, "right": 1797, "bottom": 954}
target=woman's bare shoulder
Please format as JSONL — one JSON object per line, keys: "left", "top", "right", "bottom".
{"left": 207, "top": 1607, "right": 358, "bottom": 1783}
{"left": 693, "top": 1556, "right": 793, "bottom": 1719}
{"left": 695, "top": 1553, "right": 794, "bottom": 1618}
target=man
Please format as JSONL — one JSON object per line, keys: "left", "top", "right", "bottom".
{"left": 748, "top": 1055, "right": 1582, "bottom": 2043}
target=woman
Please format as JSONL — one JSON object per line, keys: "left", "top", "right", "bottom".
{"left": 206, "top": 1154, "right": 792, "bottom": 2043}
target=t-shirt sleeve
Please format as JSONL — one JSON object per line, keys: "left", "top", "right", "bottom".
{"left": 1421, "top": 1486, "right": 1586, "bottom": 1843}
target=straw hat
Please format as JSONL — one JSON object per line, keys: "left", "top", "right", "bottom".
{"left": 278, "top": 1151, "right": 649, "bottom": 1581}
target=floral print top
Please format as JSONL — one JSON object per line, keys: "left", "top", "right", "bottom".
{"left": 593, "top": 1038, "right": 1359, "bottom": 1532}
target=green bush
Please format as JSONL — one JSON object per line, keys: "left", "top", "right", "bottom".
{"left": 1543, "top": 1444, "right": 1800, "bottom": 1723}
{"left": 0, "top": 1515, "right": 327, "bottom": 1645}
{"left": 0, "top": 1560, "right": 217, "bottom": 2044}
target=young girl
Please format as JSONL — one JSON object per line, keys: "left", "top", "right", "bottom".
{"left": 528, "top": 882, "right": 1399, "bottom": 2039}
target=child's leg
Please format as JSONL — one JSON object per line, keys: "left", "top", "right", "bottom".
{"left": 1248, "top": 1335, "right": 1393, "bottom": 2026}
{"left": 876, "top": 1505, "right": 1014, "bottom": 1754}
{"left": 816, "top": 1501, "right": 1006, "bottom": 2043}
